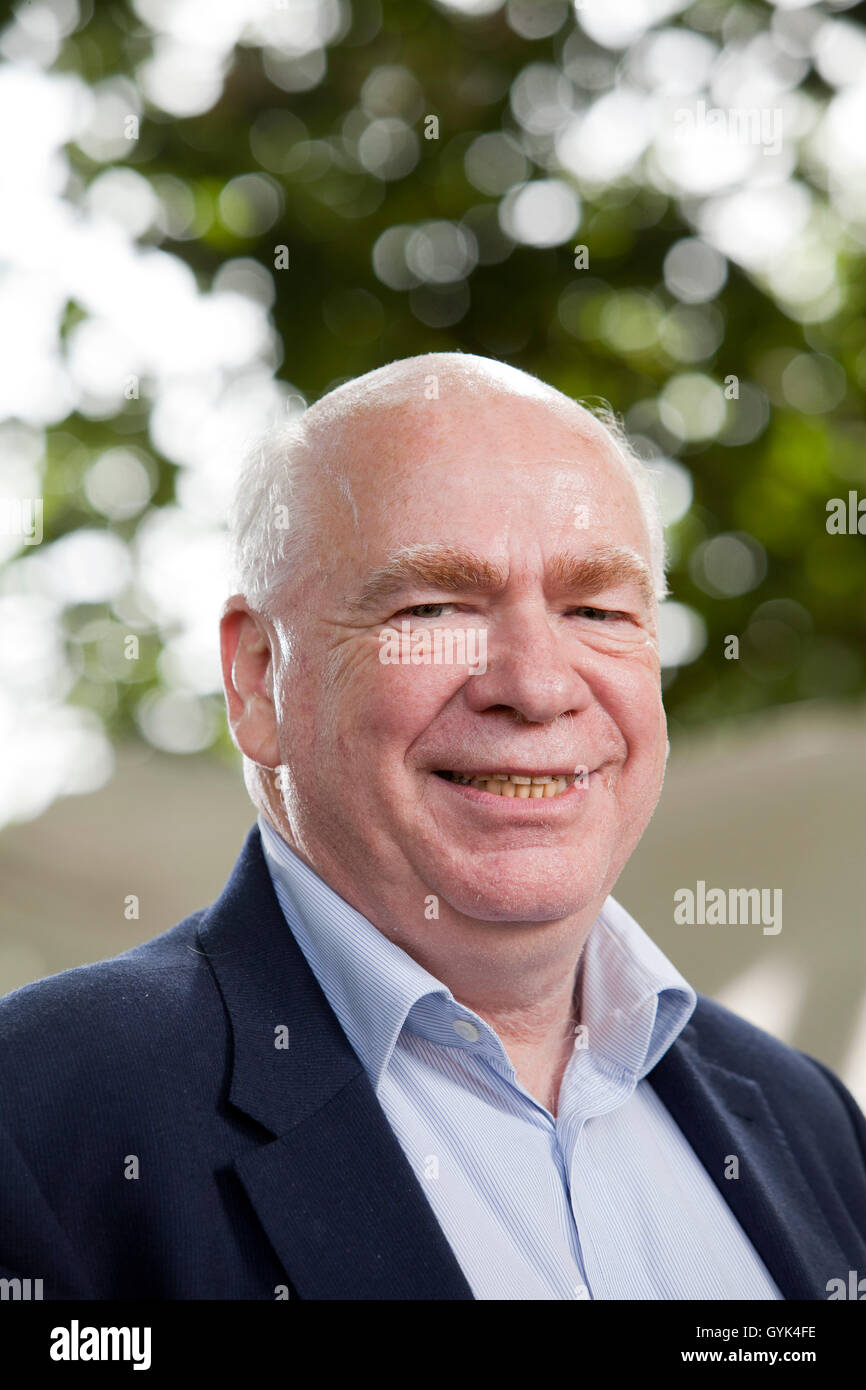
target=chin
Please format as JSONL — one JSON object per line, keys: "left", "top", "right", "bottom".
{"left": 433, "top": 865, "right": 605, "bottom": 925}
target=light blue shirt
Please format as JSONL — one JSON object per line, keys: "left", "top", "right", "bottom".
{"left": 258, "top": 815, "right": 782, "bottom": 1301}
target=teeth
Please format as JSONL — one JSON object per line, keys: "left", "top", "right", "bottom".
{"left": 441, "top": 770, "right": 581, "bottom": 799}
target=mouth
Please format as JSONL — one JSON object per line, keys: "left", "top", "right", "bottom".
{"left": 433, "top": 770, "right": 581, "bottom": 799}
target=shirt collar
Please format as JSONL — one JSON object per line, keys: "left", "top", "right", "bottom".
{"left": 258, "top": 816, "right": 451, "bottom": 1089}
{"left": 578, "top": 896, "right": 696, "bottom": 1079}
{"left": 257, "top": 815, "right": 696, "bottom": 1093}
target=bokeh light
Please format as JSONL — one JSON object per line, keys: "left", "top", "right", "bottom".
{"left": 498, "top": 179, "right": 581, "bottom": 247}
{"left": 657, "top": 599, "right": 708, "bottom": 668}
{"left": 0, "top": 0, "right": 863, "bottom": 832}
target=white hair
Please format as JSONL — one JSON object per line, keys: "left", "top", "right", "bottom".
{"left": 228, "top": 414, "right": 320, "bottom": 617}
{"left": 228, "top": 387, "right": 669, "bottom": 616}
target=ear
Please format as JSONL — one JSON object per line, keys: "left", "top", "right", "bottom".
{"left": 220, "top": 596, "right": 280, "bottom": 768}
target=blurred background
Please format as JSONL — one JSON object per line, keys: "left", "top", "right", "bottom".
{"left": 0, "top": 0, "right": 864, "bottom": 1097}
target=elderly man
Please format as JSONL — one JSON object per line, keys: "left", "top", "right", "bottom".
{"left": 0, "top": 352, "right": 864, "bottom": 1301}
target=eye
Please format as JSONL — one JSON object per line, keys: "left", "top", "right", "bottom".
{"left": 395, "top": 603, "right": 454, "bottom": 619}
{"left": 570, "top": 606, "right": 627, "bottom": 622}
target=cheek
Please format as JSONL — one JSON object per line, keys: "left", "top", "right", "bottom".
{"left": 368, "top": 673, "right": 455, "bottom": 749}
{"left": 601, "top": 662, "right": 665, "bottom": 755}
{"left": 334, "top": 663, "right": 461, "bottom": 761}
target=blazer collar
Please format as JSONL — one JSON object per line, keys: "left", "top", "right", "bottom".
{"left": 196, "top": 826, "right": 474, "bottom": 1299}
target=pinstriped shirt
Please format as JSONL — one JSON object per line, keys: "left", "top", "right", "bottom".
{"left": 258, "top": 816, "right": 782, "bottom": 1301}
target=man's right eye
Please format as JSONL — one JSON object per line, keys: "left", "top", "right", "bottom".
{"left": 570, "top": 606, "right": 626, "bottom": 622}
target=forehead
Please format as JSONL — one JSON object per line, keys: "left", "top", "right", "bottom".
{"left": 317, "top": 395, "right": 648, "bottom": 551}
{"left": 328, "top": 391, "right": 633, "bottom": 494}
{"left": 328, "top": 387, "right": 607, "bottom": 460}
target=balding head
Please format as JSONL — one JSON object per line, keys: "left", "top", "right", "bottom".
{"left": 304, "top": 352, "right": 575, "bottom": 426}
{"left": 229, "top": 353, "right": 666, "bottom": 616}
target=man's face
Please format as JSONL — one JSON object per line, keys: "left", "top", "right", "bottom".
{"left": 269, "top": 393, "right": 667, "bottom": 928}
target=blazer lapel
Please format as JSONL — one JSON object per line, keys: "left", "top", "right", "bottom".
{"left": 648, "top": 1018, "right": 851, "bottom": 1299}
{"left": 197, "top": 827, "right": 474, "bottom": 1300}
{"left": 233, "top": 1075, "right": 475, "bottom": 1300}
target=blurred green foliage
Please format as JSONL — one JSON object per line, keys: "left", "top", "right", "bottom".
{"left": 22, "top": 0, "right": 866, "bottom": 756}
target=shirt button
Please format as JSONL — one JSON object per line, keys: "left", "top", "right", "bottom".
{"left": 573, "top": 1024, "right": 589, "bottom": 1051}
{"left": 452, "top": 1018, "right": 479, "bottom": 1042}
{"left": 574, "top": 1283, "right": 591, "bottom": 1300}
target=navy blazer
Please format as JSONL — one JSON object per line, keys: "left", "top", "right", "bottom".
{"left": 1, "top": 826, "right": 864, "bottom": 1300}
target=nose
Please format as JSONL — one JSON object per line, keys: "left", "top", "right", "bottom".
{"left": 462, "top": 606, "right": 594, "bottom": 725}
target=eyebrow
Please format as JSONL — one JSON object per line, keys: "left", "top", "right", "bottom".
{"left": 347, "top": 543, "right": 655, "bottom": 614}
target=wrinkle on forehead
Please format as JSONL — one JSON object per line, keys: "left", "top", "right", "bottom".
{"left": 302, "top": 356, "right": 616, "bottom": 502}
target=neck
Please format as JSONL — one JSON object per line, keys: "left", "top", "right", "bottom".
{"left": 463, "top": 965, "right": 584, "bottom": 1117}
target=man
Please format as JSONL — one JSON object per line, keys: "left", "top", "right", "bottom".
{"left": 1, "top": 352, "right": 864, "bottom": 1300}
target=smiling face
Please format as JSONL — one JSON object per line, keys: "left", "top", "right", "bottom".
{"left": 259, "top": 370, "right": 668, "bottom": 937}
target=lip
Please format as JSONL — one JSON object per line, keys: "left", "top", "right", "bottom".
{"left": 429, "top": 769, "right": 594, "bottom": 816}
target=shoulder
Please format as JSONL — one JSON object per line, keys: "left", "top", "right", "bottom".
{"left": 690, "top": 992, "right": 839, "bottom": 1078}
{"left": 688, "top": 992, "right": 805, "bottom": 1065}
{"left": 0, "top": 910, "right": 210, "bottom": 1031}
{"left": 0, "top": 911, "right": 227, "bottom": 1117}
{"left": 687, "top": 993, "right": 866, "bottom": 1152}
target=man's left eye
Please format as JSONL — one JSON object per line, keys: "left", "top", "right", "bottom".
{"left": 399, "top": 603, "right": 452, "bottom": 619}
